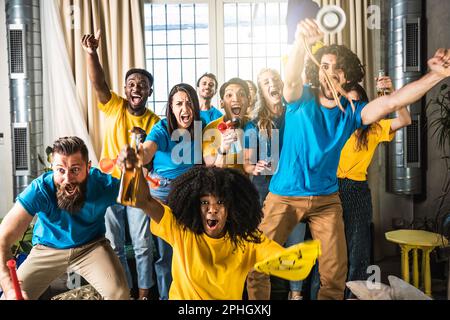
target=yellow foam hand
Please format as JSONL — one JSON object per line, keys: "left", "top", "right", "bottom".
{"left": 254, "top": 240, "right": 321, "bottom": 281}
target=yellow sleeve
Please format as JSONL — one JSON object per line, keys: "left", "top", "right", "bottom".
{"left": 255, "top": 234, "right": 285, "bottom": 263}
{"left": 149, "top": 113, "right": 161, "bottom": 128}
{"left": 98, "top": 91, "right": 125, "bottom": 116}
{"left": 377, "top": 119, "right": 395, "bottom": 143}
{"left": 150, "top": 205, "right": 178, "bottom": 246}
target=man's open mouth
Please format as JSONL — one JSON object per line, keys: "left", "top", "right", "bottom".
{"left": 64, "top": 184, "right": 78, "bottom": 196}
{"left": 131, "top": 94, "right": 143, "bottom": 105}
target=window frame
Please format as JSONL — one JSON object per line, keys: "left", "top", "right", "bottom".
{"left": 144, "top": 0, "right": 288, "bottom": 114}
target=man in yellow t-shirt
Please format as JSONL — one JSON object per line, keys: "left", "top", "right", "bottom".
{"left": 82, "top": 30, "right": 159, "bottom": 300}
{"left": 203, "top": 78, "right": 250, "bottom": 174}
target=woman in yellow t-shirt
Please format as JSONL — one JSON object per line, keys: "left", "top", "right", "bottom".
{"left": 338, "top": 77, "right": 411, "bottom": 298}
{"left": 118, "top": 156, "right": 288, "bottom": 299}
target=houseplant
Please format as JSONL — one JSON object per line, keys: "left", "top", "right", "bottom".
{"left": 427, "top": 83, "right": 450, "bottom": 241}
{"left": 428, "top": 83, "right": 450, "bottom": 155}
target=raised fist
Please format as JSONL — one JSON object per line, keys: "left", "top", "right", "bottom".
{"left": 81, "top": 29, "right": 101, "bottom": 55}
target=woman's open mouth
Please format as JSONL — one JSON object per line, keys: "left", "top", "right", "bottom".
{"left": 231, "top": 107, "right": 241, "bottom": 116}
{"left": 270, "top": 89, "right": 281, "bottom": 99}
{"left": 180, "top": 114, "right": 191, "bottom": 124}
{"left": 206, "top": 219, "right": 219, "bottom": 230}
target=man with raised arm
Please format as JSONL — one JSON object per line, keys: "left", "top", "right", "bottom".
{"left": 247, "top": 19, "right": 450, "bottom": 300}
{"left": 81, "top": 30, "right": 160, "bottom": 300}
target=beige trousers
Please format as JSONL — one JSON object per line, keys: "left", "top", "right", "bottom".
{"left": 247, "top": 192, "right": 348, "bottom": 300}
{"left": 17, "top": 237, "right": 129, "bottom": 300}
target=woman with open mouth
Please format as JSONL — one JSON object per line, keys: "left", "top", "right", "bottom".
{"left": 139, "top": 83, "right": 203, "bottom": 300}
{"left": 114, "top": 159, "right": 301, "bottom": 300}
{"left": 243, "top": 68, "right": 307, "bottom": 301}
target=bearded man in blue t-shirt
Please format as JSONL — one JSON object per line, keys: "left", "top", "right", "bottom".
{"left": 247, "top": 19, "right": 450, "bottom": 300}
{"left": 0, "top": 136, "right": 128, "bottom": 300}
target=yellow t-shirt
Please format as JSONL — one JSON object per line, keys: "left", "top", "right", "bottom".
{"left": 202, "top": 116, "right": 246, "bottom": 174}
{"left": 337, "top": 119, "right": 395, "bottom": 181}
{"left": 151, "top": 205, "right": 284, "bottom": 300}
{"left": 98, "top": 92, "right": 160, "bottom": 178}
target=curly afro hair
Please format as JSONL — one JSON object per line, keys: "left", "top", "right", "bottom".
{"left": 167, "top": 166, "right": 263, "bottom": 251}
{"left": 305, "top": 44, "right": 365, "bottom": 92}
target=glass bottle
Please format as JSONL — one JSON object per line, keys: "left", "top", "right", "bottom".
{"left": 117, "top": 132, "right": 143, "bottom": 206}
{"left": 376, "top": 69, "right": 391, "bottom": 97}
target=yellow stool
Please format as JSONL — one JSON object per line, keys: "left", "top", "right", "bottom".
{"left": 385, "top": 230, "right": 448, "bottom": 296}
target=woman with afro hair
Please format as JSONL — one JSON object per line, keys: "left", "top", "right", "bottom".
{"left": 119, "top": 150, "right": 287, "bottom": 300}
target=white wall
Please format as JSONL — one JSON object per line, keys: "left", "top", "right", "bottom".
{"left": 0, "top": 0, "right": 14, "bottom": 218}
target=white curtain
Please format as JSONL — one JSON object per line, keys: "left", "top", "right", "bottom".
{"left": 41, "top": 0, "right": 98, "bottom": 164}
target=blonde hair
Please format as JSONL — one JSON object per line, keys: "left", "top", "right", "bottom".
{"left": 252, "top": 68, "right": 283, "bottom": 139}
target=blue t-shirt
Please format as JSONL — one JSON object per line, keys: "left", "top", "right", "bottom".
{"left": 269, "top": 85, "right": 367, "bottom": 196}
{"left": 146, "top": 118, "right": 203, "bottom": 179}
{"left": 16, "top": 168, "right": 119, "bottom": 249}
{"left": 200, "top": 106, "right": 223, "bottom": 125}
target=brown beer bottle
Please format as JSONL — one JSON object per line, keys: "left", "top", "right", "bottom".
{"left": 376, "top": 70, "right": 391, "bottom": 97}
{"left": 117, "top": 132, "right": 143, "bottom": 206}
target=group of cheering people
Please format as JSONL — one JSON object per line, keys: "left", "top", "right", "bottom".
{"left": 1, "top": 20, "right": 450, "bottom": 300}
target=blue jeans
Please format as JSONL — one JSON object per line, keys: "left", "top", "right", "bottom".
{"left": 253, "top": 175, "right": 271, "bottom": 206}
{"left": 105, "top": 204, "right": 154, "bottom": 290}
{"left": 252, "top": 175, "right": 306, "bottom": 293}
{"left": 285, "top": 222, "right": 306, "bottom": 292}
{"left": 149, "top": 173, "right": 173, "bottom": 300}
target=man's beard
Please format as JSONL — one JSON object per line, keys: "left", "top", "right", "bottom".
{"left": 320, "top": 83, "right": 340, "bottom": 101}
{"left": 56, "top": 179, "right": 87, "bottom": 214}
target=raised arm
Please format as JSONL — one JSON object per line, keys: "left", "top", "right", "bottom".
{"left": 117, "top": 145, "right": 164, "bottom": 223}
{"left": 141, "top": 140, "right": 158, "bottom": 166}
{"left": 361, "top": 48, "right": 450, "bottom": 126}
{"left": 243, "top": 148, "right": 270, "bottom": 176}
{"left": 390, "top": 106, "right": 412, "bottom": 133}
{"left": 284, "top": 19, "right": 324, "bottom": 103}
{"left": 81, "top": 30, "right": 111, "bottom": 105}
{"left": 374, "top": 76, "right": 412, "bottom": 133}
{"left": 0, "top": 203, "right": 33, "bottom": 299}
{"left": 202, "top": 123, "right": 238, "bottom": 168}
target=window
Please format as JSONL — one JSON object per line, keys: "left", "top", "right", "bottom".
{"left": 145, "top": 1, "right": 210, "bottom": 116}
{"left": 221, "top": 2, "right": 288, "bottom": 82}
{"left": 145, "top": 0, "right": 288, "bottom": 117}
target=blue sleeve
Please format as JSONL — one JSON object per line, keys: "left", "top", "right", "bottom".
{"left": 146, "top": 121, "right": 168, "bottom": 151}
{"left": 105, "top": 176, "right": 120, "bottom": 204}
{"left": 16, "top": 178, "right": 49, "bottom": 217}
{"left": 98, "top": 169, "right": 120, "bottom": 201}
{"left": 285, "top": 85, "right": 314, "bottom": 112}
{"left": 244, "top": 122, "right": 258, "bottom": 150}
{"left": 201, "top": 118, "right": 207, "bottom": 130}
{"left": 213, "top": 108, "right": 223, "bottom": 120}
{"left": 353, "top": 100, "right": 368, "bottom": 130}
